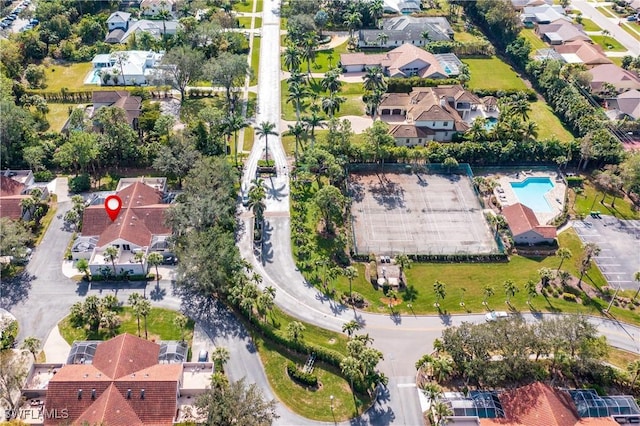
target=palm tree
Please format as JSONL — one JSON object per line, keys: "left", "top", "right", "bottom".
{"left": 556, "top": 248, "right": 572, "bottom": 274}
{"left": 287, "top": 82, "right": 310, "bottom": 123}
{"left": 20, "top": 197, "right": 35, "bottom": 219}
{"left": 421, "top": 30, "right": 431, "bottom": 45}
{"left": 287, "top": 122, "right": 306, "bottom": 160}
{"left": 467, "top": 118, "right": 488, "bottom": 142}
{"left": 503, "top": 279, "right": 519, "bottom": 305}
{"left": 523, "top": 121, "right": 539, "bottom": 141}
{"left": 394, "top": 254, "right": 411, "bottom": 285}
{"left": 100, "top": 310, "right": 121, "bottom": 337}
{"left": 302, "top": 111, "right": 325, "bottom": 148}
{"left": 420, "top": 382, "right": 442, "bottom": 402}
{"left": 138, "top": 298, "right": 151, "bottom": 339}
{"left": 342, "top": 319, "right": 361, "bottom": 337}
{"left": 368, "top": 0, "right": 384, "bottom": 26}
{"left": 340, "top": 356, "right": 362, "bottom": 391}
{"left": 320, "top": 68, "right": 343, "bottom": 95}
{"left": 283, "top": 45, "right": 302, "bottom": 72}
{"left": 343, "top": 266, "right": 359, "bottom": 302}
{"left": 147, "top": 252, "right": 163, "bottom": 287}
{"left": 627, "top": 359, "right": 640, "bottom": 391}
{"left": 286, "top": 321, "right": 305, "bottom": 342}
{"left": 103, "top": 246, "right": 119, "bottom": 278}
{"left": 321, "top": 93, "right": 346, "bottom": 118}
{"left": 20, "top": 337, "right": 41, "bottom": 361}
{"left": 128, "top": 293, "right": 144, "bottom": 337}
{"left": 525, "top": 279, "right": 537, "bottom": 304}
{"left": 344, "top": 11, "right": 362, "bottom": 39}
{"left": 173, "top": 314, "right": 188, "bottom": 343}
{"left": 301, "top": 32, "right": 318, "bottom": 75}
{"left": 482, "top": 285, "right": 494, "bottom": 306}
{"left": 431, "top": 357, "right": 453, "bottom": 383}
{"left": 376, "top": 32, "right": 389, "bottom": 47}
{"left": 431, "top": 400, "right": 453, "bottom": 426}
{"left": 224, "top": 114, "right": 249, "bottom": 166}
{"left": 76, "top": 258, "right": 90, "bottom": 281}
{"left": 433, "top": 280, "right": 446, "bottom": 310}
{"left": 363, "top": 67, "right": 387, "bottom": 93}
{"left": 212, "top": 346, "right": 230, "bottom": 372}
{"left": 255, "top": 121, "right": 278, "bottom": 164}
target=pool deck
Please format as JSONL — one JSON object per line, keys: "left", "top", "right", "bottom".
{"left": 493, "top": 170, "right": 566, "bottom": 225}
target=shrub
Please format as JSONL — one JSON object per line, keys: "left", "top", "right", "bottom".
{"left": 69, "top": 174, "right": 91, "bottom": 193}
{"left": 0, "top": 319, "right": 18, "bottom": 350}
{"left": 258, "top": 159, "right": 275, "bottom": 167}
{"left": 566, "top": 176, "right": 584, "bottom": 187}
{"left": 286, "top": 362, "right": 318, "bottom": 387}
{"left": 369, "top": 260, "right": 378, "bottom": 283}
{"left": 471, "top": 88, "right": 537, "bottom": 102}
{"left": 34, "top": 170, "right": 55, "bottom": 182}
{"left": 562, "top": 292, "right": 578, "bottom": 302}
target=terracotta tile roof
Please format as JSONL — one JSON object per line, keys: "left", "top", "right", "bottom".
{"left": 92, "top": 90, "right": 131, "bottom": 104}
{"left": 92, "top": 91, "right": 142, "bottom": 126}
{"left": 339, "top": 52, "right": 386, "bottom": 67}
{"left": 588, "top": 64, "right": 640, "bottom": 92}
{"left": 380, "top": 92, "right": 411, "bottom": 107}
{"left": 341, "top": 44, "right": 447, "bottom": 78}
{"left": 554, "top": 41, "right": 612, "bottom": 66}
{"left": 0, "top": 175, "right": 26, "bottom": 196}
{"left": 502, "top": 203, "right": 557, "bottom": 239}
{"left": 81, "top": 182, "right": 170, "bottom": 248}
{"left": 44, "top": 334, "right": 181, "bottom": 426}
{"left": 91, "top": 334, "right": 160, "bottom": 379}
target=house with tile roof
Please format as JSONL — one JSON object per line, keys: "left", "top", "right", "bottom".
{"left": 340, "top": 43, "right": 461, "bottom": 78}
{"left": 521, "top": 5, "right": 569, "bottom": 24}
{"left": 553, "top": 40, "right": 612, "bottom": 67}
{"left": 502, "top": 203, "right": 556, "bottom": 245}
{"left": 0, "top": 170, "right": 48, "bottom": 221}
{"left": 76, "top": 179, "right": 171, "bottom": 277}
{"left": 536, "top": 19, "right": 591, "bottom": 45}
{"left": 20, "top": 334, "right": 213, "bottom": 425}
{"left": 588, "top": 64, "right": 640, "bottom": 93}
{"left": 92, "top": 90, "right": 142, "bottom": 129}
{"left": 376, "top": 85, "right": 490, "bottom": 144}
{"left": 357, "top": 16, "right": 453, "bottom": 49}
{"left": 605, "top": 89, "right": 640, "bottom": 120}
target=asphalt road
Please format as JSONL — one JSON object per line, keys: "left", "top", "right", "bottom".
{"left": 571, "top": 0, "right": 640, "bottom": 56}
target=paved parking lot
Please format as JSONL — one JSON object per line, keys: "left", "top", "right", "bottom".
{"left": 573, "top": 216, "right": 640, "bottom": 290}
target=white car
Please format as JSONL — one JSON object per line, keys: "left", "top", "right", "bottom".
{"left": 485, "top": 311, "right": 509, "bottom": 321}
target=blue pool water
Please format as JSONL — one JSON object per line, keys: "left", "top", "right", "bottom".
{"left": 510, "top": 177, "right": 554, "bottom": 213}
{"left": 84, "top": 69, "right": 101, "bottom": 85}
{"left": 484, "top": 117, "right": 498, "bottom": 130}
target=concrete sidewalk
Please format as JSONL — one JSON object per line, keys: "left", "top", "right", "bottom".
{"left": 42, "top": 326, "right": 71, "bottom": 363}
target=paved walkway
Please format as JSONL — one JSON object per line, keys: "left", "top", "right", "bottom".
{"left": 42, "top": 326, "right": 71, "bottom": 364}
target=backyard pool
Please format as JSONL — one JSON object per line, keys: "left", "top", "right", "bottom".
{"left": 510, "top": 177, "right": 554, "bottom": 212}
{"left": 84, "top": 69, "right": 101, "bottom": 85}
{"left": 484, "top": 117, "right": 498, "bottom": 131}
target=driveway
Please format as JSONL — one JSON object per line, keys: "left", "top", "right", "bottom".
{"left": 573, "top": 216, "right": 640, "bottom": 290}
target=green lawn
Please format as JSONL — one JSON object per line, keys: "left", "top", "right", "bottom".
{"left": 45, "top": 103, "right": 79, "bottom": 132}
{"left": 251, "top": 37, "right": 261, "bottom": 85}
{"left": 578, "top": 18, "right": 602, "bottom": 32}
{"left": 233, "top": 0, "right": 257, "bottom": 13}
{"left": 243, "top": 125, "right": 254, "bottom": 152}
{"left": 462, "top": 56, "right": 528, "bottom": 91}
{"left": 282, "top": 130, "right": 366, "bottom": 156}
{"left": 569, "top": 180, "right": 640, "bottom": 220}
{"left": 58, "top": 307, "right": 195, "bottom": 344}
{"left": 621, "top": 22, "right": 640, "bottom": 41}
{"left": 520, "top": 29, "right": 547, "bottom": 51}
{"left": 530, "top": 100, "right": 574, "bottom": 142}
{"left": 601, "top": 5, "right": 625, "bottom": 18}
{"left": 591, "top": 35, "right": 627, "bottom": 52}
{"left": 281, "top": 80, "right": 364, "bottom": 120}
{"left": 237, "top": 16, "right": 261, "bottom": 28}
{"left": 42, "top": 62, "right": 93, "bottom": 92}
{"left": 453, "top": 30, "right": 486, "bottom": 43}
{"left": 310, "top": 41, "right": 350, "bottom": 73}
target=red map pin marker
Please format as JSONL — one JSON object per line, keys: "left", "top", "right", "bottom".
{"left": 104, "top": 195, "right": 122, "bottom": 222}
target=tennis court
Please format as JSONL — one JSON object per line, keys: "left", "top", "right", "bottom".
{"left": 348, "top": 171, "right": 497, "bottom": 256}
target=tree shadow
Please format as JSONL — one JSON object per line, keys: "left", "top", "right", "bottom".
{"left": 149, "top": 283, "right": 166, "bottom": 301}
{"left": 439, "top": 311, "right": 452, "bottom": 326}
{"left": 349, "top": 178, "right": 365, "bottom": 203}
{"left": 390, "top": 311, "right": 402, "bottom": 325}
{"left": 76, "top": 280, "right": 89, "bottom": 296}
{"left": 0, "top": 271, "right": 35, "bottom": 309}
{"left": 261, "top": 220, "right": 274, "bottom": 264}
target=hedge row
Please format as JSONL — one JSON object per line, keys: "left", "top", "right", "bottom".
{"left": 387, "top": 77, "right": 460, "bottom": 94}
{"left": 352, "top": 253, "right": 508, "bottom": 263}
{"left": 286, "top": 362, "right": 318, "bottom": 387}
{"left": 471, "top": 88, "right": 537, "bottom": 102}
{"left": 566, "top": 176, "right": 584, "bottom": 187}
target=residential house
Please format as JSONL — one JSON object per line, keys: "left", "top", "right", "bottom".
{"left": 537, "top": 19, "right": 591, "bottom": 44}
{"left": 0, "top": 170, "right": 48, "bottom": 220}
{"left": 106, "top": 11, "right": 132, "bottom": 31}
{"left": 21, "top": 334, "right": 213, "bottom": 425}
{"left": 521, "top": 5, "right": 569, "bottom": 25}
{"left": 625, "top": 0, "right": 640, "bottom": 11}
{"left": 90, "top": 50, "right": 164, "bottom": 86}
{"left": 511, "top": 0, "right": 553, "bottom": 11}
{"left": 105, "top": 19, "right": 180, "bottom": 44}
{"left": 340, "top": 43, "right": 462, "bottom": 78}
{"left": 92, "top": 91, "right": 142, "bottom": 129}
{"left": 377, "top": 85, "right": 489, "bottom": 144}
{"left": 358, "top": 16, "right": 453, "bottom": 49}
{"left": 140, "top": 0, "right": 175, "bottom": 16}
{"left": 379, "top": 0, "right": 421, "bottom": 13}
{"left": 553, "top": 40, "right": 612, "bottom": 66}
{"left": 75, "top": 179, "right": 171, "bottom": 277}
{"left": 502, "top": 203, "right": 556, "bottom": 245}
{"left": 605, "top": 89, "right": 640, "bottom": 120}
{"left": 588, "top": 64, "right": 640, "bottom": 93}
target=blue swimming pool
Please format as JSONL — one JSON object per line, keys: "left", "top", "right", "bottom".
{"left": 510, "top": 177, "right": 554, "bottom": 212}
{"left": 484, "top": 117, "right": 498, "bottom": 130}
{"left": 84, "top": 69, "right": 101, "bottom": 85}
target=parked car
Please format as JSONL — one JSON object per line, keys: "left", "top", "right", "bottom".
{"left": 197, "top": 350, "right": 208, "bottom": 362}
{"left": 627, "top": 15, "right": 638, "bottom": 21}
{"left": 161, "top": 254, "right": 178, "bottom": 265}
{"left": 241, "top": 191, "right": 249, "bottom": 207}
{"left": 485, "top": 311, "right": 509, "bottom": 321}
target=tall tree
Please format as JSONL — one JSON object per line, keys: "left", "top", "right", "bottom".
{"left": 212, "top": 346, "right": 230, "bottom": 372}
{"left": 103, "top": 246, "right": 119, "bottom": 277}
{"left": 147, "top": 252, "right": 164, "bottom": 287}
{"left": 0, "top": 351, "right": 28, "bottom": 417}
{"left": 313, "top": 185, "right": 345, "bottom": 234}
{"left": 286, "top": 321, "right": 306, "bottom": 342}
{"left": 342, "top": 319, "right": 362, "bottom": 337}
{"left": 173, "top": 314, "right": 188, "bottom": 343}
{"left": 128, "top": 293, "right": 144, "bottom": 337}
{"left": 206, "top": 52, "right": 251, "bottom": 113}
{"left": 255, "top": 121, "right": 278, "bottom": 164}
{"left": 342, "top": 266, "right": 358, "bottom": 302}
{"left": 433, "top": 280, "right": 446, "bottom": 310}
{"left": 503, "top": 279, "right": 519, "bottom": 305}
{"left": 159, "top": 46, "right": 205, "bottom": 104}
{"left": 556, "top": 248, "right": 572, "bottom": 274}
{"left": 153, "top": 133, "right": 201, "bottom": 187}
{"left": 20, "top": 337, "right": 41, "bottom": 361}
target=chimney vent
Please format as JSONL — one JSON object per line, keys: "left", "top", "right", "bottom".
{"left": 91, "top": 388, "right": 96, "bottom": 400}
{"left": 78, "top": 389, "right": 82, "bottom": 399}
{"left": 140, "top": 389, "right": 145, "bottom": 400}
{"left": 127, "top": 389, "right": 132, "bottom": 399}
